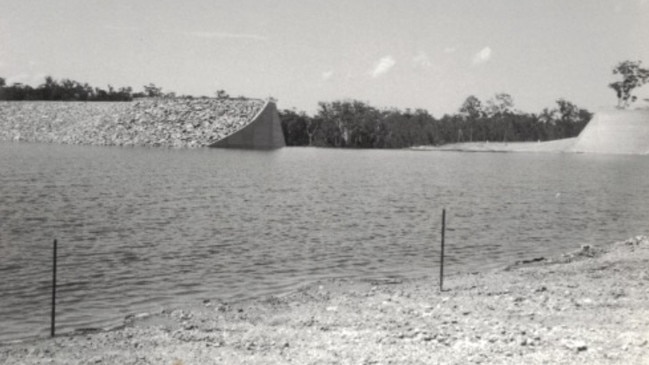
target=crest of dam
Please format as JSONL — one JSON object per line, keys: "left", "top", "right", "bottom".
{"left": 0, "top": 98, "right": 285, "bottom": 149}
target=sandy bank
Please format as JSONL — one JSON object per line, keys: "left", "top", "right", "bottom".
{"left": 1, "top": 236, "right": 648, "bottom": 364}
{"left": 412, "top": 138, "right": 576, "bottom": 153}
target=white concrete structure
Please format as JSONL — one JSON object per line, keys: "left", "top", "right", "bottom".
{"left": 570, "top": 109, "right": 649, "bottom": 155}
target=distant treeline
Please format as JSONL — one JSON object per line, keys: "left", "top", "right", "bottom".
{"left": 0, "top": 76, "right": 222, "bottom": 101}
{"left": 0, "top": 75, "right": 253, "bottom": 102}
{"left": 1, "top": 76, "right": 135, "bottom": 101}
{"left": 279, "top": 94, "right": 592, "bottom": 148}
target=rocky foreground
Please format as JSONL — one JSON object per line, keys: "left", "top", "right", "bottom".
{"left": 0, "top": 98, "right": 264, "bottom": 148}
{"left": 1, "top": 236, "right": 648, "bottom": 365}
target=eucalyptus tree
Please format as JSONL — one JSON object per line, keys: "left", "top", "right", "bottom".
{"left": 609, "top": 60, "right": 649, "bottom": 109}
{"left": 459, "top": 95, "right": 484, "bottom": 141}
{"left": 143, "top": 83, "right": 164, "bottom": 98}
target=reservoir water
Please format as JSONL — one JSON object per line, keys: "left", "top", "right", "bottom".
{"left": 1, "top": 142, "right": 648, "bottom": 341}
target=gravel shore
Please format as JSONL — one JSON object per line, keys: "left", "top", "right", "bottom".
{"left": 1, "top": 236, "right": 648, "bottom": 364}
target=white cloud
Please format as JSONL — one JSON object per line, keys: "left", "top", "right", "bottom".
{"left": 182, "top": 31, "right": 267, "bottom": 41}
{"left": 321, "top": 70, "right": 334, "bottom": 81}
{"left": 371, "top": 56, "right": 396, "bottom": 78}
{"left": 413, "top": 52, "right": 432, "bottom": 68}
{"left": 443, "top": 47, "right": 456, "bottom": 54}
{"left": 473, "top": 47, "right": 492, "bottom": 65}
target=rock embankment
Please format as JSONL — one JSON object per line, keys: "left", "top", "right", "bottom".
{"left": 0, "top": 98, "right": 265, "bottom": 148}
{"left": 1, "top": 236, "right": 648, "bottom": 364}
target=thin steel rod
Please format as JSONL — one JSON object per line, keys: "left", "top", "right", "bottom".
{"left": 51, "top": 239, "right": 57, "bottom": 337}
{"left": 440, "top": 209, "right": 446, "bottom": 292}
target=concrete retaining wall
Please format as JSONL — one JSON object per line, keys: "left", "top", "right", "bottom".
{"left": 210, "top": 100, "right": 285, "bottom": 149}
{"left": 570, "top": 109, "right": 649, "bottom": 155}
{"left": 0, "top": 98, "right": 281, "bottom": 148}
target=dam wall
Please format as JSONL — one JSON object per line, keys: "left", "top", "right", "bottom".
{"left": 570, "top": 109, "right": 649, "bottom": 155}
{"left": 0, "top": 98, "right": 283, "bottom": 148}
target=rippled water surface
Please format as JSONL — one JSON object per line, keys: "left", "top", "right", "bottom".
{"left": 1, "top": 142, "right": 648, "bottom": 341}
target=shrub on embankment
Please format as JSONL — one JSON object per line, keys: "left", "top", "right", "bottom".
{"left": 0, "top": 98, "right": 264, "bottom": 148}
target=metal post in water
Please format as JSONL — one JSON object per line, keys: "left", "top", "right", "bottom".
{"left": 440, "top": 209, "right": 446, "bottom": 292}
{"left": 51, "top": 239, "right": 57, "bottom": 337}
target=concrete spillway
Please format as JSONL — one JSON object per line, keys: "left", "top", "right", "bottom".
{"left": 210, "top": 100, "right": 285, "bottom": 149}
{"left": 570, "top": 109, "right": 649, "bottom": 155}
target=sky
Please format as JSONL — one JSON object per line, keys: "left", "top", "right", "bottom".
{"left": 1, "top": 0, "right": 648, "bottom": 116}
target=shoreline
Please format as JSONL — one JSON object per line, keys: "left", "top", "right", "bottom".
{"left": 411, "top": 138, "right": 576, "bottom": 153}
{"left": 2, "top": 235, "right": 648, "bottom": 364}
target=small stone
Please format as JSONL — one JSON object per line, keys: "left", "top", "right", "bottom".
{"left": 565, "top": 340, "right": 588, "bottom": 352}
{"left": 421, "top": 334, "right": 436, "bottom": 342}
